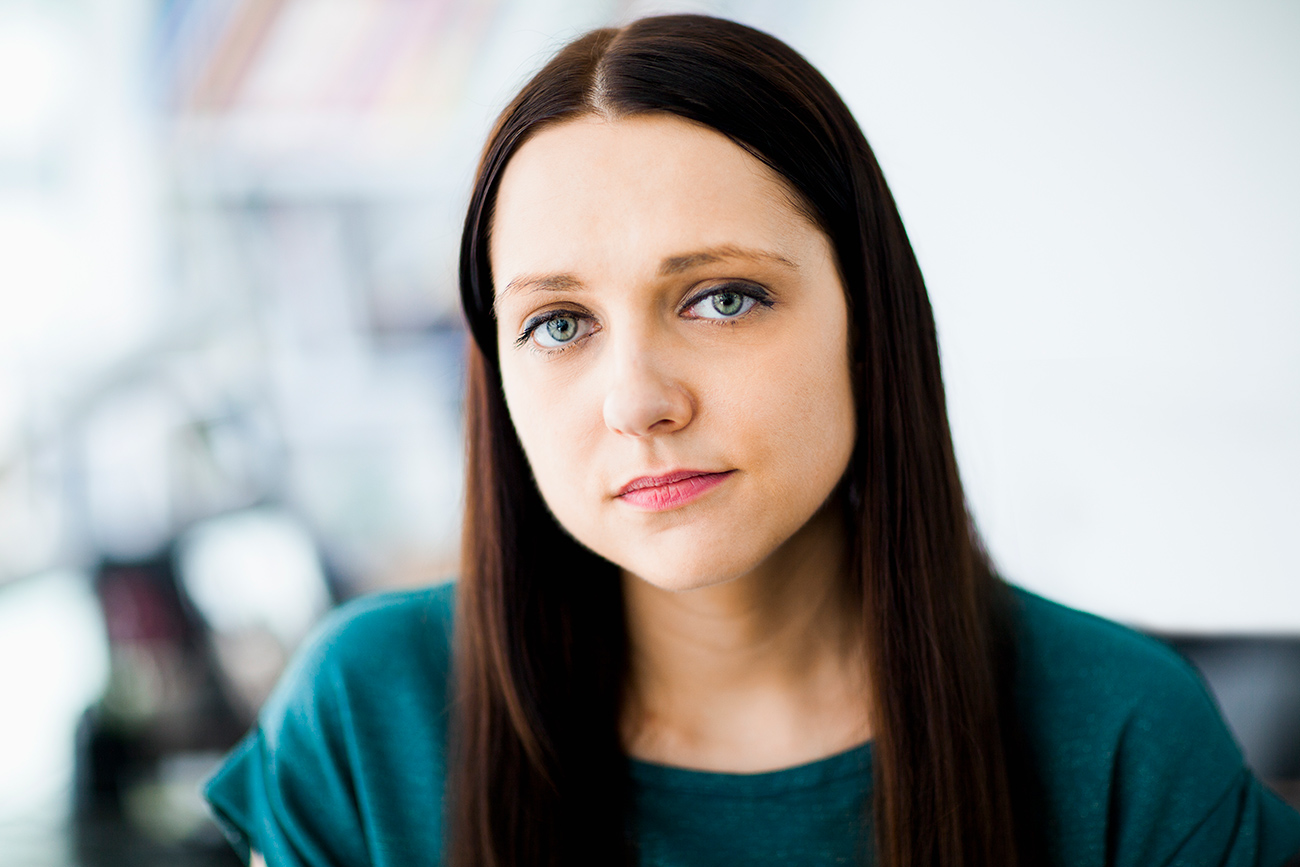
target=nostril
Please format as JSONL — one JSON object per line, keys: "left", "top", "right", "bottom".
{"left": 602, "top": 379, "right": 693, "bottom": 437}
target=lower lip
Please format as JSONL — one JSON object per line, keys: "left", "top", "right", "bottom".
{"left": 619, "top": 471, "right": 734, "bottom": 512}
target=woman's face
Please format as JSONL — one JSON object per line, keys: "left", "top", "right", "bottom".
{"left": 490, "top": 113, "right": 855, "bottom": 592}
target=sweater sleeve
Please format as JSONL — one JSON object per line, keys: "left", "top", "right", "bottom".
{"left": 1007, "top": 587, "right": 1300, "bottom": 867}
{"left": 1096, "top": 626, "right": 1300, "bottom": 867}
{"left": 204, "top": 607, "right": 381, "bottom": 866}
{"left": 1158, "top": 771, "right": 1300, "bottom": 867}
{"left": 203, "top": 584, "right": 457, "bottom": 867}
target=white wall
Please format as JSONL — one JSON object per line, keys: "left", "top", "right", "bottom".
{"left": 752, "top": 0, "right": 1299, "bottom": 632}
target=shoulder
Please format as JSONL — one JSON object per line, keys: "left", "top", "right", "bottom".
{"left": 264, "top": 579, "right": 446, "bottom": 690}
{"left": 260, "top": 579, "right": 457, "bottom": 747}
{"left": 1006, "top": 583, "right": 1239, "bottom": 772}
{"left": 1006, "top": 584, "right": 1212, "bottom": 719}
{"left": 273, "top": 579, "right": 456, "bottom": 691}
{"left": 1004, "top": 585, "right": 1264, "bottom": 864}
{"left": 204, "top": 581, "right": 458, "bottom": 863}
{"left": 295, "top": 578, "right": 456, "bottom": 664}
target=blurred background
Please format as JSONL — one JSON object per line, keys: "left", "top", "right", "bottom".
{"left": 0, "top": 0, "right": 1296, "bottom": 864}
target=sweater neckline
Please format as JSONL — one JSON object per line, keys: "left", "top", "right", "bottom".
{"left": 627, "top": 740, "right": 873, "bottom": 796}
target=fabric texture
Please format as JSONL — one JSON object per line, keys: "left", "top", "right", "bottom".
{"left": 203, "top": 581, "right": 1300, "bottom": 866}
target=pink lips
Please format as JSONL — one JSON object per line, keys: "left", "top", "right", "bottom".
{"left": 617, "top": 469, "right": 735, "bottom": 511}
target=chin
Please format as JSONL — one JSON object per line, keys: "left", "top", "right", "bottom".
{"left": 624, "top": 569, "right": 740, "bottom": 594}
{"left": 608, "top": 538, "right": 773, "bottom": 594}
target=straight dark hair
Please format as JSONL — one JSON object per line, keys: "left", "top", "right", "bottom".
{"left": 452, "top": 14, "right": 1027, "bottom": 867}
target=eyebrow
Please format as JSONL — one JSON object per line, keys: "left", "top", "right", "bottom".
{"left": 658, "top": 244, "right": 797, "bottom": 276}
{"left": 495, "top": 244, "right": 797, "bottom": 309}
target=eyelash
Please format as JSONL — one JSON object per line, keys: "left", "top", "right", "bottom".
{"left": 514, "top": 282, "right": 775, "bottom": 354}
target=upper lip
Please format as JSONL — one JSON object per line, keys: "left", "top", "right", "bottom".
{"left": 617, "top": 469, "right": 728, "bottom": 497}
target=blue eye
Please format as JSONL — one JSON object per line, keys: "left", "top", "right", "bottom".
{"left": 526, "top": 313, "right": 593, "bottom": 349}
{"left": 686, "top": 285, "right": 769, "bottom": 320}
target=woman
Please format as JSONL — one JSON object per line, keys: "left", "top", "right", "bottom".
{"left": 205, "top": 14, "right": 1300, "bottom": 867}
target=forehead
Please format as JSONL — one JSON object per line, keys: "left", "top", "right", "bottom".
{"left": 489, "top": 114, "right": 816, "bottom": 290}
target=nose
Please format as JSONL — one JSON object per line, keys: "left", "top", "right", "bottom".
{"left": 602, "top": 347, "right": 694, "bottom": 437}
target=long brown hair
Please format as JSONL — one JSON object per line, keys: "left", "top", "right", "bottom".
{"left": 452, "top": 14, "right": 1023, "bottom": 866}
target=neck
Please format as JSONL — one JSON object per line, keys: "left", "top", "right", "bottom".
{"left": 620, "top": 502, "right": 872, "bottom": 772}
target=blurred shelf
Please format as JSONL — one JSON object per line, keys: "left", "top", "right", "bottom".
{"left": 150, "top": 0, "right": 500, "bottom": 202}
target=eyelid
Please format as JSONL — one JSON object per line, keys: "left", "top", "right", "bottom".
{"left": 515, "top": 308, "right": 595, "bottom": 351}
{"left": 680, "top": 281, "right": 775, "bottom": 317}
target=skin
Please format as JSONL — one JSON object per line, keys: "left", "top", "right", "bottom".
{"left": 491, "top": 113, "right": 871, "bottom": 772}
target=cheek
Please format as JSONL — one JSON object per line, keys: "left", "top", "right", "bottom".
{"left": 499, "top": 361, "right": 604, "bottom": 507}
{"left": 708, "top": 323, "right": 855, "bottom": 480}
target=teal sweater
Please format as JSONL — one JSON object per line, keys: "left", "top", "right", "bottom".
{"left": 204, "top": 582, "right": 1300, "bottom": 865}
